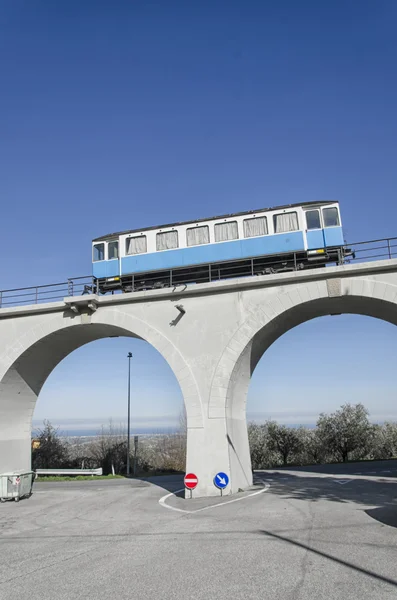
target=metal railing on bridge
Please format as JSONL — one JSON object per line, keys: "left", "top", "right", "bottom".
{"left": 0, "top": 237, "right": 397, "bottom": 309}
{"left": 345, "top": 236, "right": 397, "bottom": 263}
{"left": 0, "top": 276, "right": 95, "bottom": 309}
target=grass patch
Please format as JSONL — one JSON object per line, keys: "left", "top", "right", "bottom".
{"left": 35, "top": 474, "right": 125, "bottom": 482}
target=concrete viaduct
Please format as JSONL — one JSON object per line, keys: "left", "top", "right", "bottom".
{"left": 1, "top": 258, "right": 397, "bottom": 497}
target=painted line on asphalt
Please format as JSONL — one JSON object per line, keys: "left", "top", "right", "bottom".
{"left": 159, "top": 483, "right": 270, "bottom": 514}
{"left": 333, "top": 479, "right": 353, "bottom": 485}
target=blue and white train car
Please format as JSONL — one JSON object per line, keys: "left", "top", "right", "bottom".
{"left": 92, "top": 201, "right": 350, "bottom": 293}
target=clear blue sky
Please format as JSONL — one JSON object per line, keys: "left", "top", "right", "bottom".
{"left": 1, "top": 1, "right": 397, "bottom": 432}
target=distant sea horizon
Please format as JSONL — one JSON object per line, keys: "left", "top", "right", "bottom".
{"left": 31, "top": 416, "right": 394, "bottom": 438}
{"left": 58, "top": 427, "right": 180, "bottom": 437}
{"left": 32, "top": 423, "right": 318, "bottom": 437}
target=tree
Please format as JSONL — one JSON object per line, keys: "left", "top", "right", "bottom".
{"left": 295, "top": 427, "right": 329, "bottom": 465}
{"left": 371, "top": 422, "right": 397, "bottom": 460}
{"left": 32, "top": 420, "right": 69, "bottom": 469}
{"left": 87, "top": 420, "right": 128, "bottom": 475}
{"left": 248, "top": 422, "right": 283, "bottom": 469}
{"left": 266, "top": 422, "right": 303, "bottom": 466}
{"left": 316, "top": 403, "right": 374, "bottom": 463}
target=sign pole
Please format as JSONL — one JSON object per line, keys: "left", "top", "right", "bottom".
{"left": 126, "top": 352, "right": 132, "bottom": 476}
{"left": 133, "top": 435, "right": 138, "bottom": 476}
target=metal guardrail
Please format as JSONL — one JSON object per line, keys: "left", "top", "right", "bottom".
{"left": 344, "top": 237, "right": 397, "bottom": 263}
{"left": 35, "top": 468, "right": 103, "bottom": 477}
{"left": 0, "top": 237, "right": 396, "bottom": 309}
{"left": 0, "top": 276, "right": 94, "bottom": 309}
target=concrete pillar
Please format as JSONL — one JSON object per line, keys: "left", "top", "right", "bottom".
{"left": 185, "top": 417, "right": 230, "bottom": 497}
{"left": 225, "top": 342, "right": 253, "bottom": 493}
{"left": 0, "top": 366, "right": 36, "bottom": 472}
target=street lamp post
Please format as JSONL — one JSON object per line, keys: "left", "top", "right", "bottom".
{"left": 127, "top": 352, "right": 132, "bottom": 476}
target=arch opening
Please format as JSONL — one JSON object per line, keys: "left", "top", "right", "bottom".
{"left": 0, "top": 312, "right": 202, "bottom": 475}
{"left": 221, "top": 292, "right": 397, "bottom": 493}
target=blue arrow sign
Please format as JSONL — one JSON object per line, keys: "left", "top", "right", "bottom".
{"left": 214, "top": 472, "right": 229, "bottom": 489}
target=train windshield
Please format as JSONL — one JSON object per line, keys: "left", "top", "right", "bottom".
{"left": 93, "top": 243, "right": 105, "bottom": 262}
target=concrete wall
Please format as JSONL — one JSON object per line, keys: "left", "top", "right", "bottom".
{"left": 1, "top": 259, "right": 397, "bottom": 496}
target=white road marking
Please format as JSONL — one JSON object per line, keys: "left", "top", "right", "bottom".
{"left": 159, "top": 484, "right": 270, "bottom": 514}
{"left": 334, "top": 479, "right": 353, "bottom": 485}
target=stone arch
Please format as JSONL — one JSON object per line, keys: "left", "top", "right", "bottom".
{"left": 209, "top": 277, "right": 397, "bottom": 492}
{"left": 0, "top": 306, "right": 202, "bottom": 473}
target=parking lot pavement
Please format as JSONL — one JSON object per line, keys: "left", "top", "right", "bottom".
{"left": 0, "top": 466, "right": 396, "bottom": 600}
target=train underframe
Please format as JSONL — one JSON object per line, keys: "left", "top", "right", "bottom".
{"left": 93, "top": 247, "right": 354, "bottom": 295}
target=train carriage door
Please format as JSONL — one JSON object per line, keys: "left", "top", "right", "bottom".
{"left": 322, "top": 206, "right": 344, "bottom": 247}
{"left": 304, "top": 208, "right": 325, "bottom": 250}
{"left": 107, "top": 239, "right": 121, "bottom": 278}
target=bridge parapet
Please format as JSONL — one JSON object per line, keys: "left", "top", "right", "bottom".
{"left": 1, "top": 237, "right": 397, "bottom": 310}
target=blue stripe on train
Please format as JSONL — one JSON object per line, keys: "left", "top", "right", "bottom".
{"left": 121, "top": 231, "right": 306, "bottom": 275}
{"left": 93, "top": 231, "right": 305, "bottom": 278}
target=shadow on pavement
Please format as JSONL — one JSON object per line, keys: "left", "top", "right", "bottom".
{"left": 253, "top": 471, "right": 397, "bottom": 529}
{"left": 365, "top": 506, "right": 397, "bottom": 529}
{"left": 139, "top": 473, "right": 184, "bottom": 494}
{"left": 260, "top": 530, "right": 397, "bottom": 589}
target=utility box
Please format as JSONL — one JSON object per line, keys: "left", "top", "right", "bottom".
{"left": 0, "top": 472, "right": 35, "bottom": 503}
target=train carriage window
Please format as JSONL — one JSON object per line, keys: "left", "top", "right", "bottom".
{"left": 108, "top": 241, "right": 119, "bottom": 260}
{"left": 274, "top": 212, "right": 299, "bottom": 233}
{"left": 306, "top": 210, "right": 321, "bottom": 230}
{"left": 187, "top": 225, "right": 210, "bottom": 247}
{"left": 243, "top": 216, "right": 268, "bottom": 238}
{"left": 156, "top": 230, "right": 178, "bottom": 251}
{"left": 126, "top": 236, "right": 147, "bottom": 255}
{"left": 323, "top": 207, "right": 340, "bottom": 227}
{"left": 93, "top": 243, "right": 105, "bottom": 262}
{"left": 214, "top": 221, "right": 238, "bottom": 242}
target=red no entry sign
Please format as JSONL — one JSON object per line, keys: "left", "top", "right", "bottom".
{"left": 184, "top": 473, "right": 198, "bottom": 490}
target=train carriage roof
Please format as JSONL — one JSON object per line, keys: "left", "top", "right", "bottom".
{"left": 92, "top": 200, "right": 338, "bottom": 242}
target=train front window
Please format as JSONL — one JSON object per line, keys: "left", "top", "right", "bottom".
{"left": 108, "top": 241, "right": 119, "bottom": 260}
{"left": 243, "top": 216, "right": 268, "bottom": 238}
{"left": 214, "top": 221, "right": 238, "bottom": 242}
{"left": 274, "top": 212, "right": 298, "bottom": 233}
{"left": 187, "top": 226, "right": 210, "bottom": 247}
{"left": 93, "top": 243, "right": 105, "bottom": 262}
{"left": 306, "top": 210, "right": 321, "bottom": 230}
{"left": 156, "top": 230, "right": 178, "bottom": 251}
{"left": 126, "top": 235, "right": 147, "bottom": 255}
{"left": 323, "top": 207, "right": 340, "bottom": 227}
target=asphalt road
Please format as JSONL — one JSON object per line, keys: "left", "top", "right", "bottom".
{"left": 0, "top": 462, "right": 396, "bottom": 600}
